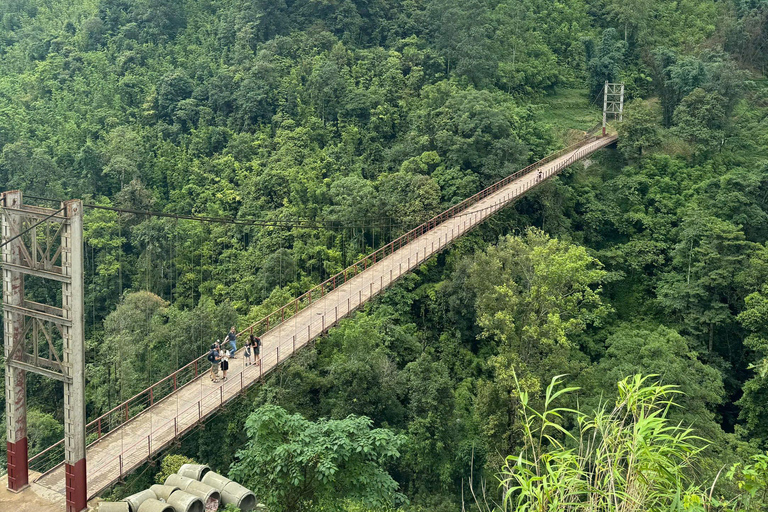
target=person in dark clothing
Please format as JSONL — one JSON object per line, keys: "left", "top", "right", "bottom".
{"left": 244, "top": 336, "right": 252, "bottom": 366}
{"left": 208, "top": 342, "right": 221, "bottom": 382}
{"left": 250, "top": 333, "right": 261, "bottom": 364}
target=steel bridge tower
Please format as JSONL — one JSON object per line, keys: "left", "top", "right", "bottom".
{"left": 2, "top": 191, "right": 87, "bottom": 512}
{"left": 603, "top": 81, "right": 625, "bottom": 135}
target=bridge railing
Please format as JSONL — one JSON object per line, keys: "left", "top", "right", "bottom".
{"left": 28, "top": 133, "right": 610, "bottom": 476}
{"left": 85, "top": 358, "right": 274, "bottom": 499}
{"left": 29, "top": 353, "right": 208, "bottom": 474}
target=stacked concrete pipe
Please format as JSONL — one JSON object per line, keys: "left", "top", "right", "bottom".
{"left": 99, "top": 503, "right": 130, "bottom": 512}
{"left": 165, "top": 474, "right": 221, "bottom": 512}
{"left": 137, "top": 499, "right": 174, "bottom": 512}
{"left": 99, "top": 463, "right": 256, "bottom": 512}
{"left": 201, "top": 472, "right": 257, "bottom": 512}
{"left": 150, "top": 485, "right": 180, "bottom": 501}
{"left": 104, "top": 485, "right": 205, "bottom": 512}
{"left": 122, "top": 489, "right": 158, "bottom": 512}
{"left": 177, "top": 464, "right": 211, "bottom": 481}
{"left": 166, "top": 490, "right": 205, "bottom": 512}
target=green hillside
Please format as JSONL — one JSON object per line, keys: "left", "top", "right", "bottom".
{"left": 1, "top": 0, "right": 768, "bottom": 509}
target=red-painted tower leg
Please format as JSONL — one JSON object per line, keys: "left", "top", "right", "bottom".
{"left": 65, "top": 459, "right": 87, "bottom": 512}
{"left": 6, "top": 438, "right": 29, "bottom": 491}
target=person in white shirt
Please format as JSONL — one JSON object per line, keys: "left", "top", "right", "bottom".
{"left": 220, "top": 347, "right": 230, "bottom": 381}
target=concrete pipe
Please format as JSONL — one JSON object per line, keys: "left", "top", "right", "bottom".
{"left": 150, "top": 485, "right": 180, "bottom": 501}
{"left": 167, "top": 490, "right": 204, "bottom": 512}
{"left": 182, "top": 486, "right": 220, "bottom": 512}
{"left": 137, "top": 499, "right": 175, "bottom": 512}
{"left": 165, "top": 474, "right": 196, "bottom": 489}
{"left": 177, "top": 464, "right": 211, "bottom": 481}
{"left": 99, "top": 502, "right": 130, "bottom": 512}
{"left": 201, "top": 472, "right": 257, "bottom": 512}
{"left": 165, "top": 474, "right": 220, "bottom": 512}
{"left": 221, "top": 481, "right": 257, "bottom": 512}
{"left": 123, "top": 489, "right": 158, "bottom": 512}
{"left": 200, "top": 471, "right": 230, "bottom": 491}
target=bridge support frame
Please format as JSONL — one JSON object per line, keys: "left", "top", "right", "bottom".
{"left": 603, "top": 81, "right": 625, "bottom": 135}
{"left": 1, "top": 192, "right": 87, "bottom": 511}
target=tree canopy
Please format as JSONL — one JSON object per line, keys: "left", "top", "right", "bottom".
{"left": 1, "top": 0, "right": 767, "bottom": 509}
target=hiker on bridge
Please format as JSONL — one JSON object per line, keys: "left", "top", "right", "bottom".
{"left": 227, "top": 326, "right": 238, "bottom": 357}
{"left": 244, "top": 337, "right": 252, "bottom": 365}
{"left": 250, "top": 332, "right": 261, "bottom": 364}
{"left": 208, "top": 342, "right": 221, "bottom": 383}
{"left": 220, "top": 345, "right": 230, "bottom": 381}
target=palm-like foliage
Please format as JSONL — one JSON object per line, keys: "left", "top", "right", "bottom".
{"left": 499, "top": 374, "right": 708, "bottom": 511}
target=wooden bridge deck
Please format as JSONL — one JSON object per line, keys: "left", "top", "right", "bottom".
{"left": 33, "top": 135, "right": 617, "bottom": 500}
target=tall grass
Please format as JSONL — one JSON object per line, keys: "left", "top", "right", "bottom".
{"left": 496, "top": 374, "right": 709, "bottom": 511}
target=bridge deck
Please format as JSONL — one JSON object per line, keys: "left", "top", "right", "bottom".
{"left": 34, "top": 135, "right": 617, "bottom": 500}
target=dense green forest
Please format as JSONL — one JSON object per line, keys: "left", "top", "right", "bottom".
{"left": 1, "top": 0, "right": 768, "bottom": 509}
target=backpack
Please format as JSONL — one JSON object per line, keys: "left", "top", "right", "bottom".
{"left": 207, "top": 349, "right": 216, "bottom": 363}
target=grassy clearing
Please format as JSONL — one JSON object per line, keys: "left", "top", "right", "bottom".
{"left": 533, "top": 87, "right": 603, "bottom": 142}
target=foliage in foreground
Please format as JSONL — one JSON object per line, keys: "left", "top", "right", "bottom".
{"left": 493, "top": 374, "right": 768, "bottom": 512}
{"left": 500, "top": 374, "right": 705, "bottom": 510}
{"left": 229, "top": 404, "right": 406, "bottom": 512}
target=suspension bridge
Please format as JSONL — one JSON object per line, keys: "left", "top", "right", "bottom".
{"left": 2, "top": 133, "right": 617, "bottom": 511}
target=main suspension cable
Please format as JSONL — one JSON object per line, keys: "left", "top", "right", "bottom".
{"left": 22, "top": 194, "right": 410, "bottom": 231}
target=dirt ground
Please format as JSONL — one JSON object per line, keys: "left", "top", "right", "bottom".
{"left": 0, "top": 473, "right": 67, "bottom": 512}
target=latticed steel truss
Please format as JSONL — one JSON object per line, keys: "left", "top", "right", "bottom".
{"left": 602, "top": 82, "right": 625, "bottom": 134}
{"left": 2, "top": 191, "right": 87, "bottom": 512}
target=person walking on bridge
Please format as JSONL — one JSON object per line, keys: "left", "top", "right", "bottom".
{"left": 244, "top": 336, "right": 252, "bottom": 366}
{"left": 208, "top": 342, "right": 221, "bottom": 383}
{"left": 227, "top": 326, "right": 238, "bottom": 357}
{"left": 250, "top": 332, "right": 261, "bottom": 365}
{"left": 220, "top": 346, "right": 230, "bottom": 381}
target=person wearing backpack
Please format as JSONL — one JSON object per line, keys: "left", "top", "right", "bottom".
{"left": 208, "top": 342, "right": 221, "bottom": 383}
